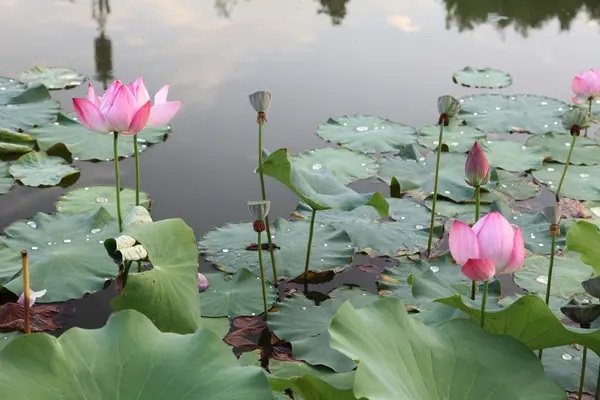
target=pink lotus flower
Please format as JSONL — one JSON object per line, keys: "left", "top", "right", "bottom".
{"left": 461, "top": 258, "right": 495, "bottom": 282}
{"left": 198, "top": 273, "right": 210, "bottom": 292}
{"left": 449, "top": 211, "right": 525, "bottom": 279}
{"left": 572, "top": 69, "right": 600, "bottom": 105}
{"left": 465, "top": 141, "right": 490, "bottom": 187}
{"left": 17, "top": 288, "right": 47, "bottom": 307}
{"left": 73, "top": 77, "right": 182, "bottom": 136}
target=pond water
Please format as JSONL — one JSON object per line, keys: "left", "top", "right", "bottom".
{"left": 0, "top": 0, "right": 599, "bottom": 330}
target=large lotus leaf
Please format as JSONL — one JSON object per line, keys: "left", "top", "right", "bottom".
{"left": 593, "top": 98, "right": 600, "bottom": 120}
{"left": 532, "top": 163, "right": 600, "bottom": 200}
{"left": 199, "top": 218, "right": 354, "bottom": 280}
{"left": 495, "top": 170, "right": 541, "bottom": 200}
{"left": 28, "top": 113, "right": 169, "bottom": 161}
{"left": 527, "top": 132, "right": 600, "bottom": 165}
{"left": 268, "top": 287, "right": 379, "bottom": 372}
{"left": 480, "top": 139, "right": 544, "bottom": 171}
{"left": 329, "top": 297, "right": 564, "bottom": 400}
{"left": 0, "top": 77, "right": 60, "bottom": 130}
{"left": 315, "top": 114, "right": 417, "bottom": 153}
{"left": 435, "top": 293, "right": 600, "bottom": 356}
{"left": 452, "top": 66, "right": 512, "bottom": 89}
{"left": 0, "top": 210, "right": 118, "bottom": 302}
{"left": 290, "top": 147, "right": 378, "bottom": 185}
{"left": 0, "top": 310, "right": 272, "bottom": 399}
{"left": 423, "top": 198, "right": 491, "bottom": 220}
{"left": 378, "top": 151, "right": 490, "bottom": 202}
{"left": 0, "top": 162, "right": 13, "bottom": 194}
{"left": 293, "top": 198, "right": 430, "bottom": 257}
{"left": 108, "top": 219, "right": 202, "bottom": 334}
{"left": 56, "top": 186, "right": 150, "bottom": 219}
{"left": 199, "top": 269, "right": 277, "bottom": 318}
{"left": 0, "top": 332, "right": 20, "bottom": 351}
{"left": 260, "top": 148, "right": 388, "bottom": 215}
{"left": 9, "top": 152, "right": 79, "bottom": 187}
{"left": 18, "top": 66, "right": 87, "bottom": 90}
{"left": 0, "top": 128, "right": 35, "bottom": 154}
{"left": 459, "top": 94, "right": 568, "bottom": 134}
{"left": 514, "top": 255, "right": 592, "bottom": 299}
{"left": 567, "top": 220, "right": 600, "bottom": 275}
{"left": 542, "top": 345, "right": 599, "bottom": 394}
{"left": 417, "top": 121, "right": 485, "bottom": 153}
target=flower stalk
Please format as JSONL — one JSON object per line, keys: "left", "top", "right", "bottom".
{"left": 304, "top": 208, "right": 317, "bottom": 285}
{"left": 21, "top": 250, "right": 30, "bottom": 334}
{"left": 427, "top": 122, "right": 444, "bottom": 254}
{"left": 113, "top": 132, "right": 123, "bottom": 232}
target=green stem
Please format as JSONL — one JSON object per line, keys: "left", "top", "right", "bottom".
{"left": 137, "top": 261, "right": 142, "bottom": 273}
{"left": 470, "top": 186, "right": 481, "bottom": 300}
{"left": 579, "top": 347, "right": 588, "bottom": 400}
{"left": 258, "top": 121, "right": 278, "bottom": 284}
{"left": 113, "top": 132, "right": 123, "bottom": 232}
{"left": 427, "top": 123, "right": 445, "bottom": 254}
{"left": 595, "top": 360, "right": 599, "bottom": 400}
{"left": 133, "top": 135, "right": 140, "bottom": 206}
{"left": 585, "top": 99, "right": 592, "bottom": 138}
{"left": 480, "top": 280, "right": 489, "bottom": 329}
{"left": 555, "top": 134, "right": 577, "bottom": 201}
{"left": 257, "top": 231, "right": 268, "bottom": 319}
{"left": 304, "top": 209, "right": 317, "bottom": 280}
{"left": 544, "top": 235, "right": 557, "bottom": 305}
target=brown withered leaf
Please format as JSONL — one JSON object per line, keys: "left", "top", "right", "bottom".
{"left": 246, "top": 243, "right": 280, "bottom": 251}
{"left": 0, "top": 302, "right": 60, "bottom": 332}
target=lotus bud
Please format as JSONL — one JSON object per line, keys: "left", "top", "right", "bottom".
{"left": 560, "top": 298, "right": 600, "bottom": 328}
{"left": 543, "top": 203, "right": 561, "bottom": 237}
{"left": 198, "top": 273, "right": 210, "bottom": 292}
{"left": 17, "top": 288, "right": 47, "bottom": 308}
{"left": 465, "top": 141, "right": 490, "bottom": 187}
{"left": 582, "top": 276, "right": 600, "bottom": 299}
{"left": 562, "top": 108, "right": 592, "bottom": 136}
{"left": 248, "top": 200, "right": 271, "bottom": 232}
{"left": 437, "top": 95, "right": 461, "bottom": 126}
{"left": 249, "top": 91, "right": 272, "bottom": 124}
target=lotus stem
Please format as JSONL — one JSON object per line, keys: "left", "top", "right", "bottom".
{"left": 585, "top": 99, "right": 592, "bottom": 138}
{"left": 470, "top": 185, "right": 481, "bottom": 300}
{"left": 544, "top": 235, "right": 557, "bottom": 305}
{"left": 555, "top": 134, "right": 577, "bottom": 202}
{"left": 133, "top": 135, "right": 140, "bottom": 206}
{"left": 480, "top": 280, "right": 489, "bottom": 329}
{"left": 21, "top": 250, "right": 30, "bottom": 334}
{"left": 113, "top": 132, "right": 123, "bottom": 232}
{"left": 595, "top": 362, "right": 599, "bottom": 400}
{"left": 257, "top": 121, "right": 278, "bottom": 284}
{"left": 427, "top": 123, "right": 444, "bottom": 254}
{"left": 304, "top": 208, "right": 317, "bottom": 284}
{"left": 578, "top": 346, "right": 588, "bottom": 400}
{"left": 257, "top": 231, "right": 269, "bottom": 319}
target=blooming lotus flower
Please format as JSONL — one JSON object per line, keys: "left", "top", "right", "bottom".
{"left": 449, "top": 211, "right": 525, "bottom": 277}
{"left": 465, "top": 141, "right": 490, "bottom": 187}
{"left": 17, "top": 288, "right": 47, "bottom": 307}
{"left": 461, "top": 258, "right": 495, "bottom": 282}
{"left": 129, "top": 77, "right": 182, "bottom": 127}
{"left": 572, "top": 69, "right": 600, "bottom": 105}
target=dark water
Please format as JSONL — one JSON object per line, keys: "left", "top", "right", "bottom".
{"left": 0, "top": 0, "right": 599, "bottom": 330}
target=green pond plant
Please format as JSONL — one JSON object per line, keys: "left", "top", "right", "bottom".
{"left": 248, "top": 200, "right": 271, "bottom": 319}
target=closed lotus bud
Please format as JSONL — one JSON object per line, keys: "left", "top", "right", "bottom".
{"left": 198, "top": 273, "right": 210, "bottom": 292}
{"left": 560, "top": 298, "right": 600, "bottom": 328}
{"left": 562, "top": 108, "right": 592, "bottom": 135}
{"left": 465, "top": 141, "right": 490, "bottom": 187}
{"left": 437, "top": 95, "right": 461, "bottom": 118}
{"left": 249, "top": 91, "right": 272, "bottom": 113}
{"left": 248, "top": 200, "right": 270, "bottom": 221}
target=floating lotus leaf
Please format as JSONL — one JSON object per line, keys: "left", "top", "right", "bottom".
{"left": 289, "top": 147, "right": 378, "bottom": 185}
{"left": 452, "top": 66, "right": 513, "bottom": 89}
{"left": 268, "top": 287, "right": 379, "bottom": 372}
{"left": 0, "top": 77, "right": 60, "bottom": 130}
{"left": 0, "top": 310, "right": 273, "bottom": 399}
{"left": 0, "top": 332, "right": 20, "bottom": 351}
{"left": 9, "top": 152, "right": 79, "bottom": 187}
{"left": 0, "top": 210, "right": 118, "bottom": 302}
{"left": 199, "top": 269, "right": 277, "bottom": 318}
{"left": 542, "top": 345, "right": 599, "bottom": 393}
{"left": 527, "top": 132, "right": 600, "bottom": 165}
{"left": 294, "top": 198, "right": 430, "bottom": 257}
{"left": 329, "top": 297, "right": 564, "bottom": 400}
{"left": 480, "top": 139, "right": 545, "bottom": 171}
{"left": 260, "top": 148, "right": 388, "bottom": 216}
{"left": 532, "top": 164, "right": 600, "bottom": 201}
{"left": 200, "top": 317, "right": 230, "bottom": 339}
{"left": 199, "top": 218, "right": 354, "bottom": 280}
{"left": 0, "top": 162, "right": 13, "bottom": 195}
{"left": 0, "top": 128, "right": 35, "bottom": 154}
{"left": 566, "top": 220, "right": 600, "bottom": 276}
{"left": 423, "top": 198, "right": 492, "bottom": 220}
{"left": 459, "top": 94, "right": 568, "bottom": 134}
{"left": 56, "top": 186, "right": 150, "bottom": 219}
{"left": 495, "top": 170, "right": 541, "bottom": 201}
{"left": 18, "top": 66, "right": 87, "bottom": 90}
{"left": 28, "top": 113, "right": 169, "bottom": 161}
{"left": 417, "top": 121, "right": 485, "bottom": 153}
{"left": 108, "top": 219, "right": 203, "bottom": 334}
{"left": 315, "top": 115, "right": 417, "bottom": 153}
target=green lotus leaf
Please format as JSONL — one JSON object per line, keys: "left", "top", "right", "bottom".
{"left": 452, "top": 66, "right": 513, "bottom": 89}
{"left": 495, "top": 170, "right": 541, "bottom": 200}
{"left": 0, "top": 332, "right": 20, "bottom": 351}
{"left": 199, "top": 269, "right": 277, "bottom": 318}
{"left": 0, "top": 77, "right": 60, "bottom": 130}
{"left": 423, "top": 198, "right": 491, "bottom": 220}
{"left": 268, "top": 287, "right": 379, "bottom": 372}
{"left": 459, "top": 94, "right": 568, "bottom": 134}
{"left": 566, "top": 220, "right": 600, "bottom": 276}
{"left": 294, "top": 198, "right": 430, "bottom": 257}
{"left": 480, "top": 139, "right": 545, "bottom": 171}
{"left": 18, "top": 66, "right": 87, "bottom": 90}
{"left": 56, "top": 186, "right": 150, "bottom": 219}
{"left": 532, "top": 163, "right": 600, "bottom": 201}
{"left": 0, "top": 128, "right": 35, "bottom": 154}
{"left": 9, "top": 152, "right": 79, "bottom": 187}
{"left": 0, "top": 310, "right": 273, "bottom": 399}
{"left": 542, "top": 345, "right": 599, "bottom": 393}
{"left": 260, "top": 148, "right": 388, "bottom": 216}
{"left": 199, "top": 218, "right": 354, "bottom": 280}
{"left": 527, "top": 132, "right": 600, "bottom": 165}
{"left": 329, "top": 296, "right": 564, "bottom": 400}
{"left": 108, "top": 218, "right": 203, "bottom": 334}
{"left": 0, "top": 162, "right": 14, "bottom": 195}
{"left": 417, "top": 121, "right": 485, "bottom": 153}
{"left": 0, "top": 210, "right": 118, "bottom": 302}
{"left": 28, "top": 113, "right": 169, "bottom": 161}
{"left": 315, "top": 114, "right": 417, "bottom": 153}
{"left": 290, "top": 147, "right": 379, "bottom": 185}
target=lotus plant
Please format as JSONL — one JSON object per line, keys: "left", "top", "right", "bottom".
{"left": 572, "top": 69, "right": 600, "bottom": 137}
{"left": 18, "top": 250, "right": 47, "bottom": 334}
{"left": 449, "top": 211, "right": 525, "bottom": 327}
{"left": 249, "top": 91, "right": 278, "bottom": 284}
{"left": 73, "top": 78, "right": 181, "bottom": 231}
{"left": 427, "top": 95, "right": 461, "bottom": 254}
{"left": 248, "top": 200, "right": 271, "bottom": 319}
